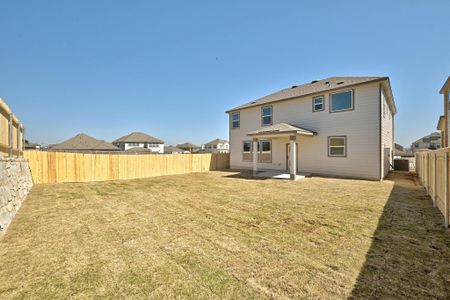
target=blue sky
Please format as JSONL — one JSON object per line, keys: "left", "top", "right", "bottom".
{"left": 0, "top": 1, "right": 449, "bottom": 147}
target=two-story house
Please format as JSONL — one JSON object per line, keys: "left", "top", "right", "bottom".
{"left": 113, "top": 132, "right": 164, "bottom": 154}
{"left": 226, "top": 76, "right": 396, "bottom": 180}
{"left": 202, "top": 139, "right": 230, "bottom": 154}
{"left": 410, "top": 132, "right": 441, "bottom": 152}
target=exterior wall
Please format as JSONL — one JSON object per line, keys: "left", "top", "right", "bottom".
{"left": 0, "top": 158, "right": 33, "bottom": 234}
{"left": 203, "top": 142, "right": 230, "bottom": 154}
{"left": 446, "top": 92, "right": 450, "bottom": 147}
{"left": 229, "top": 82, "right": 385, "bottom": 180}
{"left": 118, "top": 142, "right": 164, "bottom": 153}
{"left": 380, "top": 85, "right": 394, "bottom": 178}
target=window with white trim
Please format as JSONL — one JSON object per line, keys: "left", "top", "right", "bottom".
{"left": 261, "top": 106, "right": 272, "bottom": 126}
{"left": 313, "top": 96, "right": 324, "bottom": 112}
{"left": 328, "top": 136, "right": 346, "bottom": 157}
{"left": 232, "top": 112, "right": 240, "bottom": 129}
{"left": 242, "top": 141, "right": 252, "bottom": 161}
{"left": 330, "top": 90, "right": 353, "bottom": 112}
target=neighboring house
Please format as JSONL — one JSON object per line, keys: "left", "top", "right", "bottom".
{"left": 202, "top": 139, "right": 230, "bottom": 153}
{"left": 164, "top": 146, "right": 185, "bottom": 154}
{"left": 50, "top": 133, "right": 120, "bottom": 152}
{"left": 411, "top": 132, "right": 441, "bottom": 152}
{"left": 24, "top": 139, "right": 41, "bottom": 150}
{"left": 113, "top": 132, "right": 164, "bottom": 154}
{"left": 226, "top": 76, "right": 396, "bottom": 180}
{"left": 123, "top": 147, "right": 154, "bottom": 154}
{"left": 176, "top": 142, "right": 200, "bottom": 153}
{"left": 394, "top": 143, "right": 413, "bottom": 158}
{"left": 437, "top": 76, "right": 450, "bottom": 147}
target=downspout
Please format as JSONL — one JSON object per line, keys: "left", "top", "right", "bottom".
{"left": 379, "top": 84, "right": 383, "bottom": 181}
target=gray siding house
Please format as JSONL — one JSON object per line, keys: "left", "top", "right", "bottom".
{"left": 226, "top": 76, "right": 396, "bottom": 180}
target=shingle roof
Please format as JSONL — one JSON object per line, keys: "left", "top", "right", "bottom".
{"left": 113, "top": 132, "right": 164, "bottom": 144}
{"left": 50, "top": 133, "right": 120, "bottom": 151}
{"left": 205, "top": 138, "right": 228, "bottom": 146}
{"left": 123, "top": 147, "right": 154, "bottom": 154}
{"left": 164, "top": 146, "right": 185, "bottom": 153}
{"left": 176, "top": 142, "right": 199, "bottom": 149}
{"left": 227, "top": 76, "right": 389, "bottom": 112}
{"left": 247, "top": 123, "right": 316, "bottom": 136}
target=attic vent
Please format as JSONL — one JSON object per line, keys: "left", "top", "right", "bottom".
{"left": 291, "top": 85, "right": 298, "bottom": 89}
{"left": 311, "top": 80, "right": 319, "bottom": 84}
{"left": 337, "top": 81, "right": 344, "bottom": 85}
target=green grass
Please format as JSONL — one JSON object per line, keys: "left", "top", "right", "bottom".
{"left": 0, "top": 171, "right": 449, "bottom": 299}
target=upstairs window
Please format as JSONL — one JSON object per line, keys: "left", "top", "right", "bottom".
{"left": 261, "top": 106, "right": 273, "bottom": 126}
{"left": 232, "top": 112, "right": 240, "bottom": 129}
{"left": 328, "top": 136, "right": 346, "bottom": 157}
{"left": 313, "top": 96, "right": 324, "bottom": 112}
{"left": 330, "top": 90, "right": 353, "bottom": 112}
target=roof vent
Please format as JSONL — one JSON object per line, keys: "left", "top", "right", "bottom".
{"left": 337, "top": 81, "right": 344, "bottom": 85}
{"left": 311, "top": 80, "right": 319, "bottom": 84}
{"left": 325, "top": 81, "right": 330, "bottom": 85}
{"left": 251, "top": 101, "right": 256, "bottom": 104}
{"left": 291, "top": 85, "right": 298, "bottom": 89}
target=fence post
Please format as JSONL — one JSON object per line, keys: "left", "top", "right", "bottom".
{"left": 445, "top": 151, "right": 449, "bottom": 228}
{"left": 433, "top": 152, "right": 436, "bottom": 207}
{"left": 16, "top": 123, "right": 21, "bottom": 158}
{"left": 8, "top": 112, "right": 13, "bottom": 158}
{"left": 425, "top": 153, "right": 429, "bottom": 193}
{"left": 22, "top": 126, "right": 25, "bottom": 157}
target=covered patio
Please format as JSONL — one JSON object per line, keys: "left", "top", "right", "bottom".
{"left": 247, "top": 123, "right": 317, "bottom": 180}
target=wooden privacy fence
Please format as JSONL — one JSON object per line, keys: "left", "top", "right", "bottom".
{"left": 0, "top": 98, "right": 24, "bottom": 158}
{"left": 24, "top": 150, "right": 230, "bottom": 184}
{"left": 416, "top": 149, "right": 449, "bottom": 227}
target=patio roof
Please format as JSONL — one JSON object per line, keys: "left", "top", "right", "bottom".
{"left": 247, "top": 123, "right": 317, "bottom": 137}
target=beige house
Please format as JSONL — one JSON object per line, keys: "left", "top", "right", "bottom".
{"left": 113, "top": 132, "right": 164, "bottom": 153}
{"left": 437, "top": 76, "right": 450, "bottom": 147}
{"left": 226, "top": 76, "right": 396, "bottom": 180}
{"left": 176, "top": 142, "right": 200, "bottom": 153}
{"left": 202, "top": 139, "right": 229, "bottom": 153}
{"left": 411, "top": 132, "right": 441, "bottom": 152}
{"left": 164, "top": 146, "right": 185, "bottom": 154}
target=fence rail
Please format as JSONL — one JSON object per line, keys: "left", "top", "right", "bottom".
{"left": 24, "top": 150, "right": 230, "bottom": 184}
{"left": 0, "top": 98, "right": 24, "bottom": 158}
{"left": 416, "top": 149, "right": 449, "bottom": 227}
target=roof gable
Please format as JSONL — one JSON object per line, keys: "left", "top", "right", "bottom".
{"left": 205, "top": 138, "right": 228, "bottom": 145}
{"left": 440, "top": 76, "right": 450, "bottom": 94}
{"left": 113, "top": 132, "right": 164, "bottom": 144}
{"left": 50, "top": 133, "right": 119, "bottom": 151}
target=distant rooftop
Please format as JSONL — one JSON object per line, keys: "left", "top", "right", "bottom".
{"left": 50, "top": 133, "right": 119, "bottom": 151}
{"left": 113, "top": 132, "right": 164, "bottom": 144}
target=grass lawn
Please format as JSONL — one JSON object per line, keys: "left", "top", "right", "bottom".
{"left": 1, "top": 171, "right": 449, "bottom": 299}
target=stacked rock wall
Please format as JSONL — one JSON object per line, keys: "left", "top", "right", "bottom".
{"left": 0, "top": 158, "right": 33, "bottom": 234}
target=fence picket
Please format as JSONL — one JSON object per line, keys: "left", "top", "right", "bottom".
{"left": 416, "top": 149, "right": 450, "bottom": 228}
{"left": 23, "top": 151, "right": 230, "bottom": 184}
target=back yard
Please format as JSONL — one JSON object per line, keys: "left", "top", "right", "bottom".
{"left": 0, "top": 171, "right": 449, "bottom": 299}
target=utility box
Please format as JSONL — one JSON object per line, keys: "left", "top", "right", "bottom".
{"left": 394, "top": 159, "right": 409, "bottom": 171}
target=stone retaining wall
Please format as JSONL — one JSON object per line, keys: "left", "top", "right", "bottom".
{"left": 0, "top": 158, "right": 33, "bottom": 234}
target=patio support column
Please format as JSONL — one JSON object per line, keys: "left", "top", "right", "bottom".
{"left": 252, "top": 138, "right": 258, "bottom": 176}
{"left": 290, "top": 135, "right": 297, "bottom": 180}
